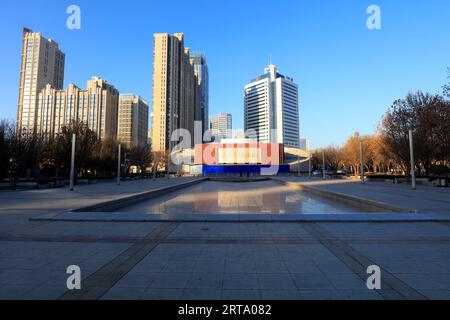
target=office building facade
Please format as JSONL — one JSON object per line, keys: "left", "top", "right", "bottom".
{"left": 17, "top": 28, "right": 65, "bottom": 136}
{"left": 211, "top": 112, "right": 232, "bottom": 142}
{"left": 118, "top": 94, "right": 149, "bottom": 147}
{"left": 244, "top": 65, "right": 300, "bottom": 148}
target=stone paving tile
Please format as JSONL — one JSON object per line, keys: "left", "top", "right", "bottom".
{"left": 223, "top": 274, "right": 259, "bottom": 290}
{"left": 255, "top": 260, "right": 288, "bottom": 274}
{"left": 222, "top": 290, "right": 262, "bottom": 300}
{"left": 299, "top": 290, "right": 343, "bottom": 300}
{"left": 181, "top": 289, "right": 222, "bottom": 300}
{"left": 20, "top": 285, "right": 68, "bottom": 300}
{"left": 193, "top": 259, "right": 226, "bottom": 273}
{"left": 0, "top": 285, "right": 33, "bottom": 300}
{"left": 292, "top": 274, "right": 335, "bottom": 290}
{"left": 225, "top": 259, "right": 257, "bottom": 273}
{"left": 315, "top": 260, "right": 355, "bottom": 274}
{"left": 123, "top": 259, "right": 167, "bottom": 274}
{"left": 161, "top": 260, "right": 196, "bottom": 273}
{"left": 226, "top": 246, "right": 256, "bottom": 261}
{"left": 260, "top": 290, "right": 302, "bottom": 300}
{"left": 257, "top": 274, "right": 297, "bottom": 290}
{"left": 140, "top": 288, "right": 183, "bottom": 300}
{"left": 394, "top": 274, "right": 450, "bottom": 290}
{"left": 16, "top": 222, "right": 161, "bottom": 238}
{"left": 147, "top": 273, "right": 190, "bottom": 289}
{"left": 339, "top": 290, "right": 383, "bottom": 300}
{"left": 101, "top": 287, "right": 145, "bottom": 300}
{"left": 325, "top": 274, "right": 368, "bottom": 290}
{"left": 326, "top": 222, "right": 450, "bottom": 239}
{"left": 186, "top": 273, "right": 224, "bottom": 290}
{"left": 0, "top": 269, "right": 51, "bottom": 286}
{"left": 114, "top": 273, "right": 157, "bottom": 289}
{"left": 284, "top": 260, "right": 322, "bottom": 274}
{"left": 420, "top": 290, "right": 450, "bottom": 300}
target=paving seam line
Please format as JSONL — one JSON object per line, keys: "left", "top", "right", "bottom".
{"left": 58, "top": 222, "right": 180, "bottom": 300}
{"left": 301, "top": 223, "right": 428, "bottom": 300}
{"left": 2, "top": 235, "right": 450, "bottom": 245}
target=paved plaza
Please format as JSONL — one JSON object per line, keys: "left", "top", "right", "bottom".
{"left": 0, "top": 177, "right": 450, "bottom": 300}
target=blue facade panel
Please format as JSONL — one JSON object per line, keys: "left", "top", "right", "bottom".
{"left": 202, "top": 165, "right": 290, "bottom": 176}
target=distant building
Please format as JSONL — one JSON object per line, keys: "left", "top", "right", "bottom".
{"left": 191, "top": 54, "right": 209, "bottom": 137}
{"left": 210, "top": 112, "right": 232, "bottom": 142}
{"left": 193, "top": 139, "right": 289, "bottom": 176}
{"left": 147, "top": 128, "right": 153, "bottom": 148}
{"left": 36, "top": 76, "right": 119, "bottom": 139}
{"left": 244, "top": 65, "right": 300, "bottom": 148}
{"left": 118, "top": 94, "right": 149, "bottom": 147}
{"left": 17, "top": 28, "right": 65, "bottom": 136}
{"left": 299, "top": 139, "right": 310, "bottom": 152}
{"left": 151, "top": 33, "right": 201, "bottom": 152}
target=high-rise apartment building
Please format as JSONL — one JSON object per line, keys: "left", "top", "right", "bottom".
{"left": 211, "top": 113, "right": 232, "bottom": 142}
{"left": 118, "top": 94, "right": 149, "bottom": 147}
{"left": 36, "top": 76, "right": 119, "bottom": 139}
{"left": 151, "top": 33, "right": 201, "bottom": 152}
{"left": 191, "top": 54, "right": 209, "bottom": 136}
{"left": 244, "top": 65, "right": 300, "bottom": 148}
{"left": 17, "top": 28, "right": 65, "bottom": 136}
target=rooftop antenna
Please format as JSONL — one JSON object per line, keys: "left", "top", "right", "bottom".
{"left": 269, "top": 53, "right": 272, "bottom": 65}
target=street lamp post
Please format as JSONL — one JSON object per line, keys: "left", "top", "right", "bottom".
{"left": 409, "top": 130, "right": 416, "bottom": 190}
{"left": 69, "top": 134, "right": 76, "bottom": 191}
{"left": 360, "top": 139, "right": 365, "bottom": 185}
{"left": 322, "top": 151, "right": 326, "bottom": 180}
{"left": 297, "top": 154, "right": 301, "bottom": 177}
{"left": 9, "top": 158, "right": 17, "bottom": 191}
{"left": 117, "top": 144, "right": 121, "bottom": 186}
{"left": 167, "top": 148, "right": 171, "bottom": 179}
{"left": 308, "top": 154, "right": 312, "bottom": 178}
{"left": 153, "top": 152, "right": 158, "bottom": 181}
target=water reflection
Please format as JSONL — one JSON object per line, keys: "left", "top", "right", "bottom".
{"left": 121, "top": 181, "right": 363, "bottom": 215}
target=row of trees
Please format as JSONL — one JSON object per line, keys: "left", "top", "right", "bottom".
{"left": 0, "top": 120, "right": 167, "bottom": 181}
{"left": 312, "top": 70, "right": 450, "bottom": 178}
{"left": 312, "top": 133, "right": 401, "bottom": 177}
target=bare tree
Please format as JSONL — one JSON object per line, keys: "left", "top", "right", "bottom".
{"left": 341, "top": 132, "right": 373, "bottom": 177}
{"left": 380, "top": 91, "right": 448, "bottom": 176}
{"left": 129, "top": 144, "right": 150, "bottom": 175}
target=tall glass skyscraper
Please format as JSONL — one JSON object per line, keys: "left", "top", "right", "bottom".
{"left": 191, "top": 53, "right": 209, "bottom": 137}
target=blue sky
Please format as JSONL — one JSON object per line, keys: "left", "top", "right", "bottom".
{"left": 1, "top": 0, "right": 449, "bottom": 148}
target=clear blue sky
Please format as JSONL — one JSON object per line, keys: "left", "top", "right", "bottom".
{"left": 1, "top": 0, "right": 449, "bottom": 148}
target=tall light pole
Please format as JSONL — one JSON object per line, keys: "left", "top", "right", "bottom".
{"left": 360, "top": 138, "right": 365, "bottom": 185}
{"left": 297, "top": 154, "right": 301, "bottom": 177}
{"left": 308, "top": 154, "right": 312, "bottom": 178}
{"left": 153, "top": 152, "right": 158, "bottom": 181}
{"left": 117, "top": 144, "right": 121, "bottom": 186}
{"left": 69, "top": 134, "right": 76, "bottom": 191}
{"left": 322, "top": 151, "right": 326, "bottom": 180}
{"left": 167, "top": 148, "right": 171, "bottom": 179}
{"left": 409, "top": 130, "right": 416, "bottom": 190}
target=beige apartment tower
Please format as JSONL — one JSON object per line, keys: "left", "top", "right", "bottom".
{"left": 151, "top": 33, "right": 201, "bottom": 152}
{"left": 118, "top": 94, "right": 149, "bottom": 147}
{"left": 36, "top": 77, "right": 119, "bottom": 140}
{"left": 17, "top": 28, "right": 65, "bottom": 136}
